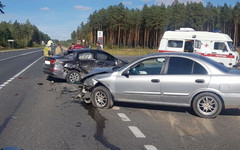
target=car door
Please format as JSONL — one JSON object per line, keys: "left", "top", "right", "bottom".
{"left": 94, "top": 51, "right": 116, "bottom": 67}
{"left": 77, "top": 52, "right": 95, "bottom": 73}
{"left": 161, "top": 57, "right": 211, "bottom": 105}
{"left": 114, "top": 57, "right": 166, "bottom": 102}
{"left": 212, "top": 42, "right": 231, "bottom": 66}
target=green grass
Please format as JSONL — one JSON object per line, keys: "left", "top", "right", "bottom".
{"left": 104, "top": 48, "right": 158, "bottom": 56}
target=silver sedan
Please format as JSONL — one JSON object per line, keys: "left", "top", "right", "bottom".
{"left": 80, "top": 52, "right": 240, "bottom": 118}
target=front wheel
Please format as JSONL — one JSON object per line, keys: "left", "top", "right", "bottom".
{"left": 91, "top": 86, "right": 113, "bottom": 109}
{"left": 192, "top": 92, "right": 222, "bottom": 118}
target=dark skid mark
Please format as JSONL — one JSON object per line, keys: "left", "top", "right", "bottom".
{"left": 18, "top": 77, "right": 28, "bottom": 80}
{"left": 37, "top": 82, "right": 43, "bottom": 86}
{"left": 72, "top": 100, "right": 120, "bottom": 150}
{"left": 0, "top": 96, "right": 24, "bottom": 135}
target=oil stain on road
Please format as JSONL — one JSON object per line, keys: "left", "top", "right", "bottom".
{"left": 72, "top": 100, "right": 120, "bottom": 150}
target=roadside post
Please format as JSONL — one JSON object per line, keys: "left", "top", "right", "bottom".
{"left": 8, "top": 39, "right": 14, "bottom": 49}
{"left": 97, "top": 31, "right": 103, "bottom": 49}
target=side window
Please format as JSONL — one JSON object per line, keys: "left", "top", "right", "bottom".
{"left": 129, "top": 57, "right": 165, "bottom": 75}
{"left": 78, "top": 53, "right": 93, "bottom": 60}
{"left": 167, "top": 57, "right": 208, "bottom": 75}
{"left": 214, "top": 42, "right": 227, "bottom": 51}
{"left": 96, "top": 53, "right": 108, "bottom": 60}
{"left": 195, "top": 40, "right": 201, "bottom": 49}
{"left": 184, "top": 40, "right": 194, "bottom": 52}
{"left": 193, "top": 62, "right": 207, "bottom": 74}
{"left": 167, "top": 40, "right": 183, "bottom": 48}
{"left": 167, "top": 57, "right": 193, "bottom": 74}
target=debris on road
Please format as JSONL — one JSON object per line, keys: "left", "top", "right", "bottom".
{"left": 37, "top": 82, "right": 43, "bottom": 86}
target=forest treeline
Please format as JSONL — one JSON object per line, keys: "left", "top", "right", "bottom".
{"left": 0, "top": 20, "right": 50, "bottom": 48}
{"left": 71, "top": 1, "right": 240, "bottom": 49}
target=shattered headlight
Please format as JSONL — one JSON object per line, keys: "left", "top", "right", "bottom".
{"left": 83, "top": 77, "right": 98, "bottom": 90}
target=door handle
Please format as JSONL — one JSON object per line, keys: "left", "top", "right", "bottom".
{"left": 195, "top": 79, "right": 205, "bottom": 83}
{"left": 151, "top": 79, "right": 160, "bottom": 83}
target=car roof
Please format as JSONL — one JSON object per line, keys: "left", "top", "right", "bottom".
{"left": 145, "top": 52, "right": 202, "bottom": 58}
{"left": 134, "top": 52, "right": 230, "bottom": 74}
{"left": 71, "top": 49, "right": 105, "bottom": 53}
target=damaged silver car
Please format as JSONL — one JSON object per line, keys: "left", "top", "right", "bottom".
{"left": 79, "top": 52, "right": 240, "bottom": 118}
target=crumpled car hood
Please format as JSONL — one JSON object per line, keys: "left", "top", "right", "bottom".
{"left": 81, "top": 67, "right": 116, "bottom": 82}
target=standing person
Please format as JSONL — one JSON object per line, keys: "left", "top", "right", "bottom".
{"left": 96, "top": 41, "right": 102, "bottom": 50}
{"left": 55, "top": 43, "right": 63, "bottom": 55}
{"left": 74, "top": 41, "right": 84, "bottom": 49}
{"left": 68, "top": 43, "right": 75, "bottom": 50}
{"left": 84, "top": 42, "right": 91, "bottom": 49}
{"left": 43, "top": 40, "right": 53, "bottom": 56}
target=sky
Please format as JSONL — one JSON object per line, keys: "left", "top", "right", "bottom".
{"left": 0, "top": 0, "right": 239, "bottom": 41}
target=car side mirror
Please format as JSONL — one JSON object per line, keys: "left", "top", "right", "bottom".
{"left": 122, "top": 70, "right": 129, "bottom": 78}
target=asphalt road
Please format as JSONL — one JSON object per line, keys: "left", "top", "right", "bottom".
{"left": 0, "top": 49, "right": 240, "bottom": 150}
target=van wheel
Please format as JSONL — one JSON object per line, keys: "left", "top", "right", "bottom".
{"left": 91, "top": 86, "right": 113, "bottom": 109}
{"left": 66, "top": 70, "right": 82, "bottom": 84}
{"left": 192, "top": 92, "right": 222, "bottom": 118}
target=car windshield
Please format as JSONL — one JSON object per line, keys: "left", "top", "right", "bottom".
{"left": 227, "top": 42, "right": 236, "bottom": 52}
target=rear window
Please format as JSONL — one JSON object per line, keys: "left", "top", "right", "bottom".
{"left": 78, "top": 53, "right": 93, "bottom": 60}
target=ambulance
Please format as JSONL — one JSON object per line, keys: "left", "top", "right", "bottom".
{"left": 158, "top": 28, "right": 239, "bottom": 67}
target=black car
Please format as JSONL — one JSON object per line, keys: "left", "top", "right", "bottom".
{"left": 43, "top": 49, "right": 127, "bottom": 83}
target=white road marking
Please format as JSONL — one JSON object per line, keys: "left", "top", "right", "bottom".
{"left": 144, "top": 145, "right": 158, "bottom": 150}
{"left": 0, "top": 50, "right": 42, "bottom": 62}
{"left": 0, "top": 56, "right": 44, "bottom": 90}
{"left": 112, "top": 106, "right": 120, "bottom": 110}
{"left": 117, "top": 113, "right": 131, "bottom": 121}
{"left": 128, "top": 126, "right": 146, "bottom": 138}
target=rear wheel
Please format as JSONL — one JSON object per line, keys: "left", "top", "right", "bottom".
{"left": 193, "top": 92, "right": 222, "bottom": 118}
{"left": 91, "top": 86, "right": 113, "bottom": 109}
{"left": 66, "top": 70, "right": 82, "bottom": 84}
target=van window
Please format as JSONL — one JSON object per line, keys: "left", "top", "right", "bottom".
{"left": 184, "top": 40, "right": 194, "bottom": 52}
{"left": 214, "top": 42, "right": 227, "bottom": 51}
{"left": 167, "top": 40, "right": 183, "bottom": 48}
{"left": 195, "top": 40, "right": 201, "bottom": 49}
{"left": 227, "top": 42, "right": 236, "bottom": 52}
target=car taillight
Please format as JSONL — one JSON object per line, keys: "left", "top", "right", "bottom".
{"left": 50, "top": 68, "right": 56, "bottom": 72}
{"left": 50, "top": 60, "right": 56, "bottom": 64}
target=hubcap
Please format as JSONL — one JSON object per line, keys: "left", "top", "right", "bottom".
{"left": 197, "top": 96, "right": 218, "bottom": 116}
{"left": 95, "top": 91, "right": 107, "bottom": 107}
{"left": 69, "top": 72, "right": 79, "bottom": 83}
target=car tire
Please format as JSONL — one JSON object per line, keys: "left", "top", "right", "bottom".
{"left": 91, "top": 86, "right": 114, "bottom": 109}
{"left": 66, "top": 70, "right": 82, "bottom": 84}
{"left": 192, "top": 92, "right": 222, "bottom": 118}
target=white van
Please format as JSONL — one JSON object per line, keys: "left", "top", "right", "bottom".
{"left": 158, "top": 28, "right": 239, "bottom": 67}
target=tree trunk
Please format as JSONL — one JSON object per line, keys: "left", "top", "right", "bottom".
{"left": 234, "top": 22, "right": 238, "bottom": 46}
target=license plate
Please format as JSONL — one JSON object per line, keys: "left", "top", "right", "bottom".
{"left": 45, "top": 60, "right": 50, "bottom": 65}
